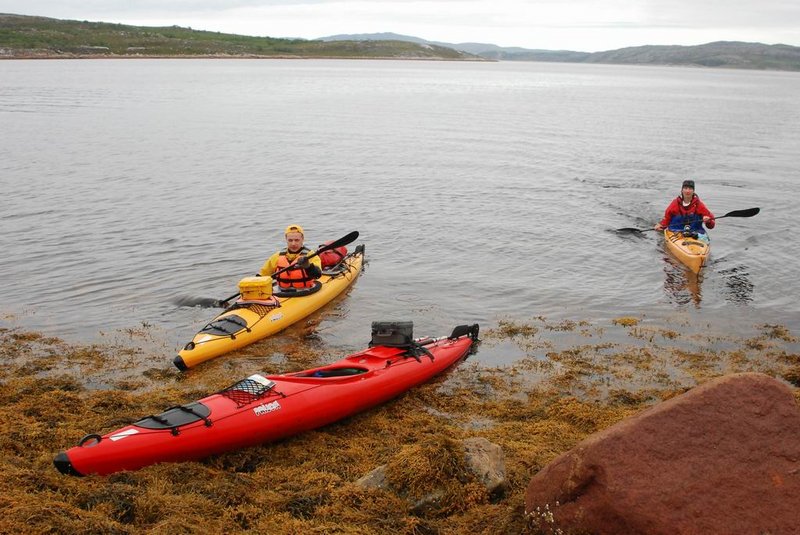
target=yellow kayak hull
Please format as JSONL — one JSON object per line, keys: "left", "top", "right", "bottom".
{"left": 175, "top": 247, "right": 364, "bottom": 370}
{"left": 664, "top": 230, "right": 709, "bottom": 274}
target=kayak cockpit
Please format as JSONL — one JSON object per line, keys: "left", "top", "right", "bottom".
{"left": 273, "top": 281, "right": 323, "bottom": 298}
{"left": 289, "top": 366, "right": 369, "bottom": 378}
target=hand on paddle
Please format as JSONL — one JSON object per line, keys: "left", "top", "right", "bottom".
{"left": 618, "top": 208, "right": 760, "bottom": 235}
{"left": 654, "top": 215, "right": 711, "bottom": 232}
{"left": 295, "top": 254, "right": 311, "bottom": 269}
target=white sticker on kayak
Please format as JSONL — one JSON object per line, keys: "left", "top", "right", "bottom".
{"left": 253, "top": 400, "right": 282, "bottom": 416}
{"left": 110, "top": 429, "right": 140, "bottom": 441}
{"left": 270, "top": 313, "right": 283, "bottom": 322}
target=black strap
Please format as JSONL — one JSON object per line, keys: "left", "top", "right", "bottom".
{"left": 178, "top": 405, "right": 213, "bottom": 427}
{"left": 404, "top": 341, "right": 434, "bottom": 363}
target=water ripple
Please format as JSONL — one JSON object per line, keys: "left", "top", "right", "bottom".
{"left": 2, "top": 59, "right": 799, "bottom": 353}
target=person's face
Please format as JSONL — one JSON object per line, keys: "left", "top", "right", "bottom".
{"left": 285, "top": 232, "right": 304, "bottom": 252}
{"left": 682, "top": 186, "right": 694, "bottom": 199}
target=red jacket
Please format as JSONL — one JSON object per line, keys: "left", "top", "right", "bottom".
{"left": 659, "top": 195, "right": 715, "bottom": 231}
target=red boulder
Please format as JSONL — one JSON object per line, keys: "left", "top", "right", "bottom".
{"left": 525, "top": 373, "right": 800, "bottom": 534}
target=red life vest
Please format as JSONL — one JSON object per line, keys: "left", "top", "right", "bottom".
{"left": 318, "top": 241, "right": 348, "bottom": 268}
{"left": 275, "top": 247, "right": 316, "bottom": 289}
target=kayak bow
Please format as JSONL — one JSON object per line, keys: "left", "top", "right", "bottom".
{"left": 664, "top": 229, "right": 709, "bottom": 273}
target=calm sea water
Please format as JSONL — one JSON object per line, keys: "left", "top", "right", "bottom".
{"left": 1, "top": 59, "right": 799, "bottom": 361}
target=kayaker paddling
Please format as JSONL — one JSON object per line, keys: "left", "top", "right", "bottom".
{"left": 176, "top": 231, "right": 364, "bottom": 370}
{"left": 653, "top": 180, "right": 715, "bottom": 273}
{"left": 259, "top": 224, "right": 322, "bottom": 290}
{"left": 614, "top": 196, "right": 758, "bottom": 273}
{"left": 653, "top": 180, "right": 715, "bottom": 239}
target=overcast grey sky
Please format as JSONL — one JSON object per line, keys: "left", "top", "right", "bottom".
{"left": 3, "top": 0, "right": 799, "bottom": 52}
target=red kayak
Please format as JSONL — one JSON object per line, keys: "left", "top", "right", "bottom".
{"left": 54, "top": 324, "right": 479, "bottom": 476}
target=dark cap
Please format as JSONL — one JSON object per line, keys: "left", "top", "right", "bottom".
{"left": 682, "top": 180, "right": 695, "bottom": 189}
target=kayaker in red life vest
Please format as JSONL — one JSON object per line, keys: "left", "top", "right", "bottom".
{"left": 258, "top": 224, "right": 322, "bottom": 289}
{"left": 654, "top": 180, "right": 715, "bottom": 235}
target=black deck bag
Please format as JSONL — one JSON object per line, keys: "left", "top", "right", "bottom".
{"left": 370, "top": 321, "right": 414, "bottom": 348}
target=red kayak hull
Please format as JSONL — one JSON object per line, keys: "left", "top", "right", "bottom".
{"left": 55, "top": 325, "right": 478, "bottom": 476}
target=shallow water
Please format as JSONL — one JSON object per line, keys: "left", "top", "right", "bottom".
{"left": 1, "top": 59, "right": 799, "bottom": 363}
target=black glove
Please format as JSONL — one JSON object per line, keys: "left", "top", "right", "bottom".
{"left": 296, "top": 255, "right": 310, "bottom": 268}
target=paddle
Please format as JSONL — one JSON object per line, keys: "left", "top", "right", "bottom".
{"left": 615, "top": 207, "right": 760, "bottom": 234}
{"left": 214, "top": 230, "right": 360, "bottom": 307}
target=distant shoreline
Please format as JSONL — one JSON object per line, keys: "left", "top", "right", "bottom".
{"left": 0, "top": 52, "right": 490, "bottom": 62}
{"left": 4, "top": 14, "right": 799, "bottom": 70}
{"left": 1, "top": 51, "right": 795, "bottom": 71}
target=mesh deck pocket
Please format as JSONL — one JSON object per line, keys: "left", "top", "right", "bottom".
{"left": 219, "top": 374, "right": 276, "bottom": 407}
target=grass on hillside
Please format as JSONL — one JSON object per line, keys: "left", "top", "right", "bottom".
{"left": 0, "top": 14, "right": 471, "bottom": 59}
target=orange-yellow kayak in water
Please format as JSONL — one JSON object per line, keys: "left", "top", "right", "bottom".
{"left": 175, "top": 245, "right": 364, "bottom": 370}
{"left": 664, "top": 229, "right": 709, "bottom": 273}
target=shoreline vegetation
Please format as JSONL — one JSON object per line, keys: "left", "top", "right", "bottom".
{"left": 0, "top": 14, "right": 481, "bottom": 62}
{"left": 3, "top": 13, "right": 800, "bottom": 70}
{"left": 1, "top": 316, "right": 797, "bottom": 533}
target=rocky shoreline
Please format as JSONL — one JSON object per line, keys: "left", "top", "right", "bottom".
{"left": 0, "top": 317, "right": 797, "bottom": 533}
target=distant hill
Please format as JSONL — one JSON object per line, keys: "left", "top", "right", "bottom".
{"left": 3, "top": 15, "right": 798, "bottom": 70}
{"left": 584, "top": 41, "right": 800, "bottom": 70}
{"left": 0, "top": 14, "right": 480, "bottom": 61}
{"left": 318, "top": 32, "right": 584, "bottom": 61}
{"left": 320, "top": 33, "right": 800, "bottom": 71}
{"left": 321, "top": 32, "right": 430, "bottom": 45}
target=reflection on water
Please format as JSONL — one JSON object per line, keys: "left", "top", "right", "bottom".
{"left": 662, "top": 255, "right": 755, "bottom": 308}
{"left": 663, "top": 256, "right": 702, "bottom": 307}
{"left": 719, "top": 265, "right": 754, "bottom": 305}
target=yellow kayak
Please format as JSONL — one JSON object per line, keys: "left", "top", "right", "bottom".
{"left": 664, "top": 229, "right": 709, "bottom": 273}
{"left": 175, "top": 245, "right": 364, "bottom": 370}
